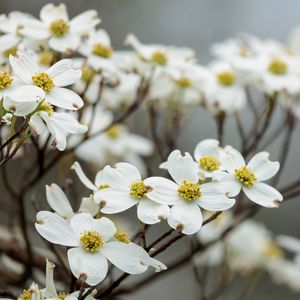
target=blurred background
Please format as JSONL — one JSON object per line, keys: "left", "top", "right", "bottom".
{"left": 1, "top": 0, "right": 300, "bottom": 299}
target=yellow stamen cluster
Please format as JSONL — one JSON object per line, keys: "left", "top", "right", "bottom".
{"left": 38, "top": 102, "right": 53, "bottom": 116}
{"left": 151, "top": 51, "right": 168, "bottom": 65}
{"left": 58, "top": 293, "right": 68, "bottom": 300}
{"left": 80, "top": 230, "right": 104, "bottom": 252}
{"left": 38, "top": 51, "right": 56, "bottom": 66}
{"left": 268, "top": 58, "right": 287, "bottom": 75}
{"left": 176, "top": 77, "right": 192, "bottom": 88}
{"left": 114, "top": 229, "right": 130, "bottom": 244}
{"left": 3, "top": 45, "right": 18, "bottom": 58}
{"left": 217, "top": 71, "right": 236, "bottom": 86}
{"left": 98, "top": 184, "right": 110, "bottom": 190}
{"left": 32, "top": 72, "right": 55, "bottom": 93}
{"left": 81, "top": 67, "right": 95, "bottom": 82}
{"left": 264, "top": 243, "right": 283, "bottom": 260}
{"left": 178, "top": 180, "right": 201, "bottom": 202}
{"left": 0, "top": 71, "right": 13, "bottom": 89}
{"left": 130, "top": 180, "right": 148, "bottom": 199}
{"left": 235, "top": 166, "right": 257, "bottom": 187}
{"left": 199, "top": 155, "right": 220, "bottom": 171}
{"left": 92, "top": 43, "right": 113, "bottom": 58}
{"left": 49, "top": 19, "right": 69, "bottom": 37}
{"left": 19, "top": 289, "right": 32, "bottom": 300}
{"left": 106, "top": 125, "right": 121, "bottom": 139}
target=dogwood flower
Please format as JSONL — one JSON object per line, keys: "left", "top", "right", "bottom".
{"left": 46, "top": 183, "right": 98, "bottom": 219}
{"left": 146, "top": 150, "right": 235, "bottom": 234}
{"left": 214, "top": 146, "right": 283, "bottom": 207}
{"left": 95, "top": 163, "right": 170, "bottom": 224}
{"left": 30, "top": 109, "right": 87, "bottom": 151}
{"left": 20, "top": 3, "right": 100, "bottom": 53}
{"left": 10, "top": 50, "right": 83, "bottom": 110}
{"left": 35, "top": 212, "right": 166, "bottom": 285}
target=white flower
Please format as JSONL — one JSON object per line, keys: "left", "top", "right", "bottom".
{"left": 214, "top": 146, "right": 283, "bottom": 208}
{"left": 30, "top": 110, "right": 88, "bottom": 151}
{"left": 146, "top": 150, "right": 235, "bottom": 235}
{"left": 17, "top": 282, "right": 43, "bottom": 300}
{"left": 10, "top": 50, "right": 83, "bottom": 110}
{"left": 94, "top": 163, "right": 170, "bottom": 224}
{"left": 253, "top": 54, "right": 300, "bottom": 95}
{"left": 35, "top": 212, "right": 166, "bottom": 285}
{"left": 20, "top": 3, "right": 100, "bottom": 53}
{"left": 125, "top": 34, "right": 195, "bottom": 69}
{"left": 46, "top": 183, "right": 98, "bottom": 219}
{"left": 203, "top": 61, "right": 246, "bottom": 115}
{"left": 1, "top": 71, "right": 45, "bottom": 116}
{"left": 226, "top": 220, "right": 283, "bottom": 273}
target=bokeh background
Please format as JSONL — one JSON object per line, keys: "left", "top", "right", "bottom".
{"left": 1, "top": 0, "right": 300, "bottom": 299}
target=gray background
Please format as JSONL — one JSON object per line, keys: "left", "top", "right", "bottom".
{"left": 1, "top": 0, "right": 300, "bottom": 299}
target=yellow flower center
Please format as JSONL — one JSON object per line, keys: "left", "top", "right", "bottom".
{"left": 114, "top": 229, "right": 131, "bottom": 244}
{"left": 3, "top": 45, "right": 18, "bottom": 58}
{"left": 268, "top": 58, "right": 287, "bottom": 75}
{"left": 217, "top": 71, "right": 236, "bottom": 86}
{"left": 106, "top": 125, "right": 121, "bottom": 139}
{"left": 176, "top": 77, "right": 192, "bottom": 88}
{"left": 58, "top": 293, "right": 68, "bottom": 300}
{"left": 130, "top": 180, "right": 149, "bottom": 199}
{"left": 32, "top": 72, "right": 55, "bottom": 93}
{"left": 38, "top": 51, "right": 56, "bottom": 66}
{"left": 0, "top": 71, "right": 13, "bottom": 89}
{"left": 38, "top": 102, "right": 53, "bottom": 116}
{"left": 199, "top": 155, "right": 220, "bottom": 171}
{"left": 81, "top": 67, "right": 95, "bottom": 82}
{"left": 178, "top": 180, "right": 201, "bottom": 202}
{"left": 264, "top": 243, "right": 283, "bottom": 260}
{"left": 235, "top": 166, "right": 257, "bottom": 187}
{"left": 19, "top": 289, "right": 32, "bottom": 300}
{"left": 98, "top": 184, "right": 110, "bottom": 190}
{"left": 80, "top": 230, "right": 104, "bottom": 252}
{"left": 92, "top": 43, "right": 113, "bottom": 58}
{"left": 151, "top": 51, "right": 168, "bottom": 65}
{"left": 49, "top": 19, "right": 69, "bottom": 37}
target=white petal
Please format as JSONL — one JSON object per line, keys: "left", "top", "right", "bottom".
{"left": 3, "top": 96, "right": 38, "bottom": 116}
{"left": 30, "top": 114, "right": 47, "bottom": 135}
{"left": 247, "top": 152, "right": 280, "bottom": 181}
{"left": 46, "top": 184, "right": 74, "bottom": 218}
{"left": 0, "top": 34, "right": 19, "bottom": 52}
{"left": 220, "top": 145, "right": 245, "bottom": 174}
{"left": 19, "top": 19, "right": 50, "bottom": 40}
{"left": 243, "top": 182, "right": 283, "bottom": 208}
{"left": 95, "top": 165, "right": 129, "bottom": 189}
{"left": 101, "top": 242, "right": 150, "bottom": 274}
{"left": 70, "top": 214, "right": 116, "bottom": 241}
{"left": 95, "top": 189, "right": 136, "bottom": 213}
{"left": 167, "top": 150, "right": 198, "bottom": 184}
{"left": 115, "top": 162, "right": 141, "bottom": 182}
{"left": 137, "top": 199, "right": 170, "bottom": 224}
{"left": 277, "top": 235, "right": 300, "bottom": 253}
{"left": 194, "top": 139, "right": 219, "bottom": 161}
{"left": 67, "top": 247, "right": 108, "bottom": 286}
{"left": 47, "top": 59, "right": 82, "bottom": 87}
{"left": 40, "top": 3, "right": 69, "bottom": 24}
{"left": 198, "top": 182, "right": 236, "bottom": 211}
{"left": 144, "top": 176, "right": 181, "bottom": 205}
{"left": 71, "top": 161, "right": 97, "bottom": 190}
{"left": 46, "top": 87, "right": 83, "bottom": 110}
{"left": 35, "top": 211, "right": 78, "bottom": 246}
{"left": 46, "top": 260, "right": 57, "bottom": 297}
{"left": 79, "top": 197, "right": 99, "bottom": 216}
{"left": 213, "top": 171, "right": 242, "bottom": 197}
{"left": 49, "top": 34, "right": 80, "bottom": 53}
{"left": 70, "top": 10, "right": 100, "bottom": 34}
{"left": 168, "top": 202, "right": 203, "bottom": 235}
{"left": 9, "top": 50, "right": 37, "bottom": 83}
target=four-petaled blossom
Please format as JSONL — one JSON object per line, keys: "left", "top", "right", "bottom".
{"left": 214, "top": 146, "right": 283, "bottom": 207}
{"left": 35, "top": 212, "right": 166, "bottom": 286}
{"left": 146, "top": 150, "right": 235, "bottom": 235}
